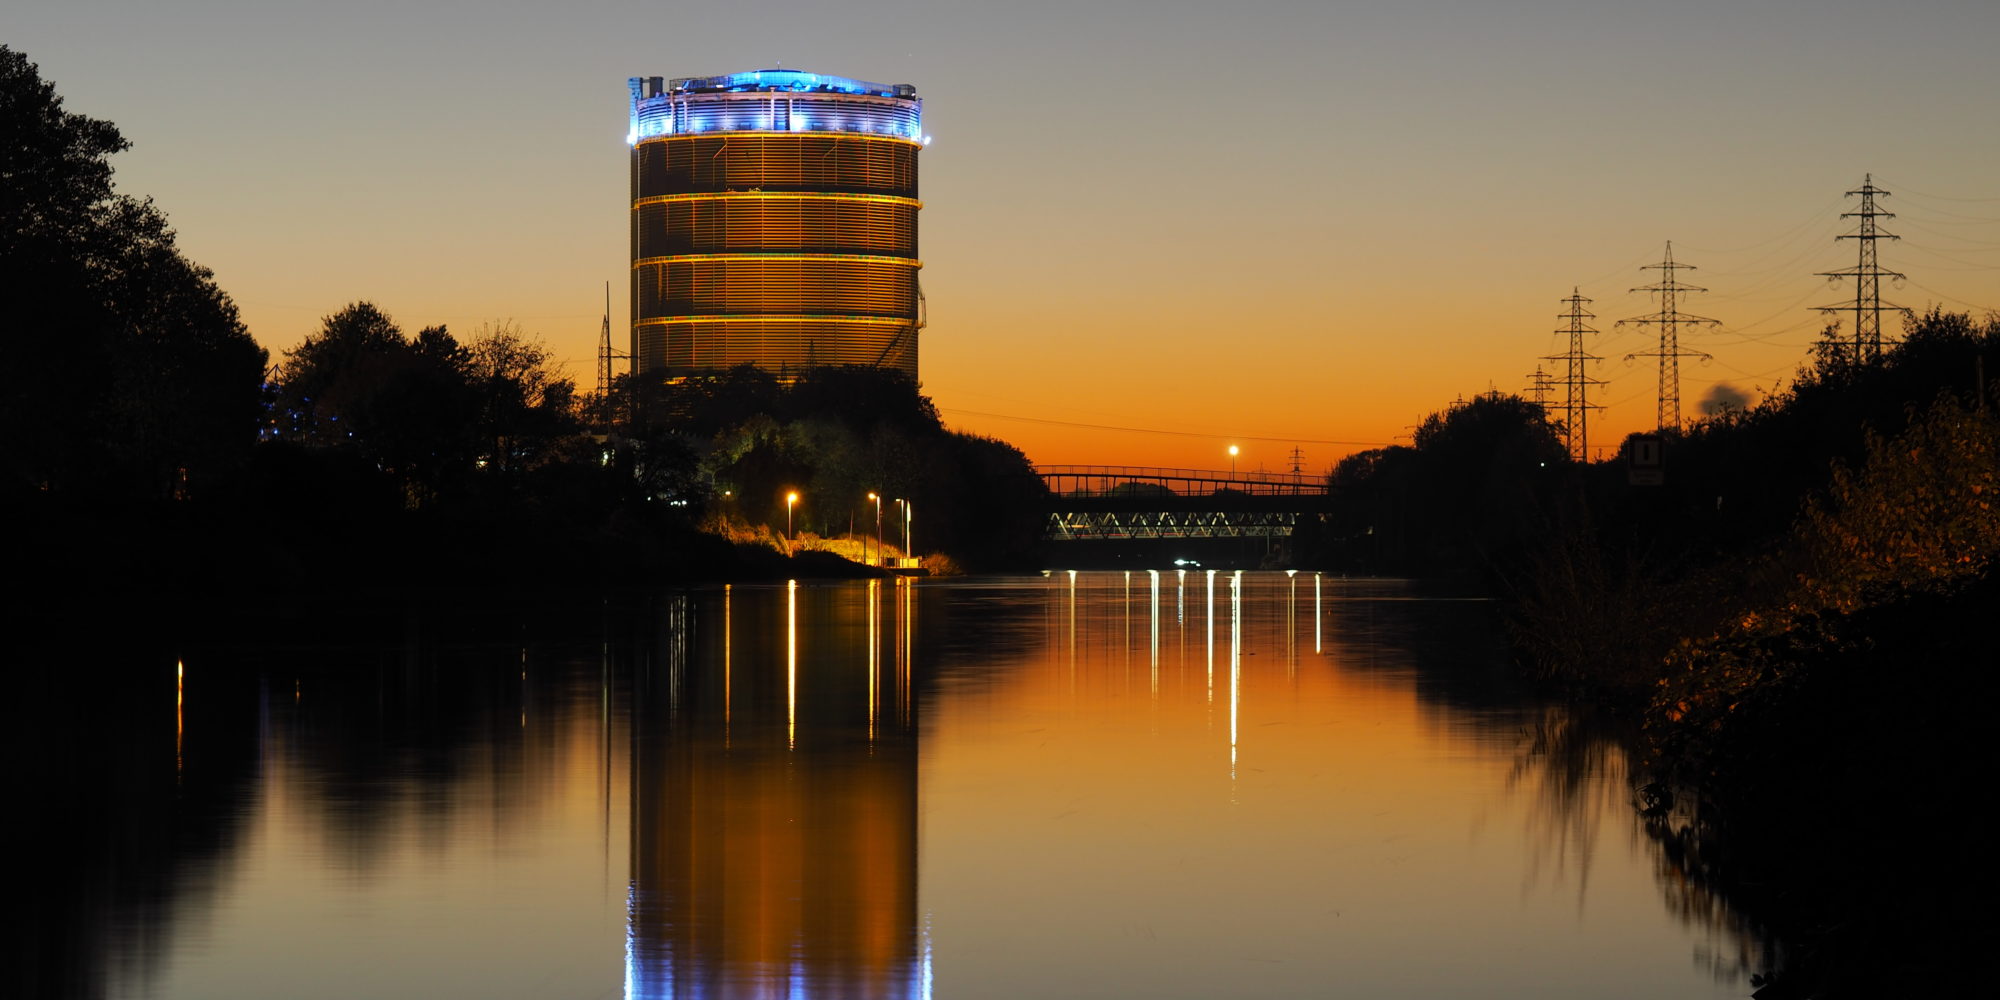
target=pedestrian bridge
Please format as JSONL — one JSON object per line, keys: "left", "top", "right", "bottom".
{"left": 1036, "top": 465, "right": 1330, "bottom": 541}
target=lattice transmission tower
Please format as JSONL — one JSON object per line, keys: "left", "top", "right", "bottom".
{"left": 1619, "top": 243, "right": 1717, "bottom": 432}
{"left": 595, "top": 281, "right": 629, "bottom": 419}
{"left": 1544, "top": 288, "right": 1604, "bottom": 461}
{"left": 1815, "top": 174, "right": 1907, "bottom": 366}
{"left": 1523, "top": 365, "right": 1554, "bottom": 408}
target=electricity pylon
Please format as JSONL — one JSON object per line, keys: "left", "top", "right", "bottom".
{"left": 1620, "top": 242, "right": 1717, "bottom": 432}
{"left": 1543, "top": 288, "right": 1604, "bottom": 461}
{"left": 595, "top": 281, "right": 629, "bottom": 425}
{"left": 1523, "top": 365, "right": 1554, "bottom": 408}
{"left": 1816, "top": 174, "right": 1907, "bottom": 365}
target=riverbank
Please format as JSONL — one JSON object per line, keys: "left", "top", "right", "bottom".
{"left": 1498, "top": 355, "right": 2000, "bottom": 996}
{"left": 1636, "top": 571, "right": 1996, "bottom": 999}
{"left": 12, "top": 489, "right": 893, "bottom": 630}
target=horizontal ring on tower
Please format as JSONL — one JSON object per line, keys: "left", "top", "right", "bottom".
{"left": 632, "top": 134, "right": 919, "bottom": 199}
{"left": 632, "top": 195, "right": 919, "bottom": 257}
{"left": 632, "top": 192, "right": 922, "bottom": 209}
{"left": 635, "top": 315, "right": 914, "bottom": 327}
{"left": 633, "top": 253, "right": 920, "bottom": 267}
{"left": 633, "top": 317, "right": 919, "bottom": 376}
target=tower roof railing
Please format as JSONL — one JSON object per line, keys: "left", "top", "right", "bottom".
{"left": 665, "top": 69, "right": 914, "bottom": 98}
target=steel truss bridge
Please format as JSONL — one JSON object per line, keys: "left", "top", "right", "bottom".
{"left": 1037, "top": 465, "right": 1329, "bottom": 541}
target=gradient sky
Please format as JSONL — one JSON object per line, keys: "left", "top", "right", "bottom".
{"left": 13, "top": 0, "right": 2000, "bottom": 471}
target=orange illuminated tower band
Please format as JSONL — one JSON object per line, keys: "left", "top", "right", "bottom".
{"left": 627, "top": 70, "right": 927, "bottom": 380}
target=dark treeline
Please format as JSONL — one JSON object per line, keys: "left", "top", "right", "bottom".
{"left": 4, "top": 45, "right": 1045, "bottom": 614}
{"left": 1302, "top": 311, "right": 1999, "bottom": 997}
{"left": 1295, "top": 392, "right": 1566, "bottom": 578}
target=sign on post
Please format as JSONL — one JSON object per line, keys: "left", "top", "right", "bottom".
{"left": 1626, "top": 434, "right": 1664, "bottom": 486}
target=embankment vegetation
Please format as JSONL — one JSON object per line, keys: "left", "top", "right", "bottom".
{"left": 1303, "top": 312, "right": 1999, "bottom": 996}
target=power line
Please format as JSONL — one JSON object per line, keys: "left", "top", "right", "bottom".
{"left": 1902, "top": 278, "right": 1999, "bottom": 315}
{"left": 1681, "top": 193, "right": 1847, "bottom": 257}
{"left": 938, "top": 408, "right": 1391, "bottom": 447}
{"left": 1873, "top": 176, "right": 2000, "bottom": 203}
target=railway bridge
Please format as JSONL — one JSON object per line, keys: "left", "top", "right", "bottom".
{"left": 1036, "top": 466, "right": 1331, "bottom": 563}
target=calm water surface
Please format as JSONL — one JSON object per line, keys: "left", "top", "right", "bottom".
{"left": 29, "top": 574, "right": 1761, "bottom": 998}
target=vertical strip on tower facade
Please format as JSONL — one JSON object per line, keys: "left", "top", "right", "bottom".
{"left": 627, "top": 70, "right": 925, "bottom": 380}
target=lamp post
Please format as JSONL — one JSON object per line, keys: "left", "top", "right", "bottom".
{"left": 786, "top": 491, "right": 799, "bottom": 547}
{"left": 1228, "top": 444, "right": 1239, "bottom": 477}
{"left": 868, "top": 492, "right": 881, "bottom": 567}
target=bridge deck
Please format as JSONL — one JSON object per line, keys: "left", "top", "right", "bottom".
{"left": 1037, "top": 466, "right": 1330, "bottom": 541}
{"left": 1037, "top": 465, "right": 1323, "bottom": 498}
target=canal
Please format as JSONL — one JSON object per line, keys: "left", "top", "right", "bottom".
{"left": 23, "top": 574, "right": 1764, "bottom": 998}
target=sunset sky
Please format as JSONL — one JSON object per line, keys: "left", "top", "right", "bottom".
{"left": 14, "top": 0, "right": 2000, "bottom": 472}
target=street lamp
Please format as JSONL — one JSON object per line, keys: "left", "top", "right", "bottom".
{"left": 1228, "top": 444, "right": 1239, "bottom": 476}
{"left": 868, "top": 492, "right": 882, "bottom": 567}
{"left": 786, "top": 491, "right": 799, "bottom": 545}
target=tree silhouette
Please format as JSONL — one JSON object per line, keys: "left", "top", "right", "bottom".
{"left": 2, "top": 45, "right": 266, "bottom": 500}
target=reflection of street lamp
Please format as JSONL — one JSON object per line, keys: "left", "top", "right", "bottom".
{"left": 1228, "top": 445, "right": 1239, "bottom": 476}
{"left": 868, "top": 492, "right": 882, "bottom": 567}
{"left": 786, "top": 491, "right": 799, "bottom": 544}
{"left": 893, "top": 498, "right": 913, "bottom": 564}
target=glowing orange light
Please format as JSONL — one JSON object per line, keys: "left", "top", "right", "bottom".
{"left": 633, "top": 191, "right": 922, "bottom": 208}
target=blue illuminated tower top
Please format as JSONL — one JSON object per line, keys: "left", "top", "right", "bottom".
{"left": 627, "top": 69, "right": 924, "bottom": 145}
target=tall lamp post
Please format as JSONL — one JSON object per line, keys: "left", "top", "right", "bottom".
{"left": 868, "top": 492, "right": 882, "bottom": 567}
{"left": 786, "top": 491, "right": 799, "bottom": 548}
{"left": 902, "top": 499, "right": 913, "bottom": 562}
{"left": 1228, "top": 444, "right": 1239, "bottom": 477}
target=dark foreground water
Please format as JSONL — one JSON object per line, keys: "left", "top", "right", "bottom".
{"left": 19, "top": 574, "right": 1764, "bottom": 999}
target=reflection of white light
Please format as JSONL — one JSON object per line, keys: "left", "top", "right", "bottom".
{"left": 1230, "top": 570, "right": 1241, "bottom": 776}
{"left": 1205, "top": 569, "right": 1216, "bottom": 704}
{"left": 920, "top": 915, "right": 936, "bottom": 999}
{"left": 868, "top": 577, "right": 879, "bottom": 740}
{"left": 624, "top": 883, "right": 638, "bottom": 1000}
{"left": 787, "top": 579, "right": 797, "bottom": 750}
{"left": 1148, "top": 569, "right": 1161, "bottom": 696}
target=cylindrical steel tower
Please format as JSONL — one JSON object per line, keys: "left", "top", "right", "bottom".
{"left": 628, "top": 70, "right": 925, "bottom": 380}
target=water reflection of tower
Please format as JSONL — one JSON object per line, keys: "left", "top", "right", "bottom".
{"left": 627, "top": 581, "right": 925, "bottom": 998}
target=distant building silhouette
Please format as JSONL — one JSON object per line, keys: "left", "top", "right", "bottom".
{"left": 627, "top": 70, "right": 926, "bottom": 380}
